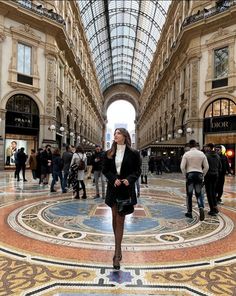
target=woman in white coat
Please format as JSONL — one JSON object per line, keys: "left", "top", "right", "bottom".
{"left": 70, "top": 145, "right": 87, "bottom": 199}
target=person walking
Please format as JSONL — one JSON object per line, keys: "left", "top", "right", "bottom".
{"left": 148, "top": 155, "right": 155, "bottom": 174}
{"left": 141, "top": 150, "right": 149, "bottom": 184}
{"left": 50, "top": 148, "right": 66, "bottom": 193}
{"left": 36, "top": 148, "right": 43, "bottom": 184}
{"left": 215, "top": 145, "right": 231, "bottom": 205}
{"left": 102, "top": 128, "right": 141, "bottom": 270}
{"left": 40, "top": 145, "right": 52, "bottom": 185}
{"left": 70, "top": 145, "right": 87, "bottom": 199}
{"left": 155, "top": 156, "right": 164, "bottom": 175}
{"left": 180, "top": 139, "right": 209, "bottom": 221}
{"left": 62, "top": 145, "right": 73, "bottom": 191}
{"left": 91, "top": 144, "right": 105, "bottom": 199}
{"left": 16, "top": 147, "right": 28, "bottom": 182}
{"left": 205, "top": 143, "right": 222, "bottom": 216}
{"left": 29, "top": 149, "right": 37, "bottom": 180}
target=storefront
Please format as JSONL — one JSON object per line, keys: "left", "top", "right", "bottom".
{"left": 5, "top": 94, "right": 39, "bottom": 168}
{"left": 203, "top": 98, "right": 236, "bottom": 174}
{"left": 149, "top": 144, "right": 185, "bottom": 172}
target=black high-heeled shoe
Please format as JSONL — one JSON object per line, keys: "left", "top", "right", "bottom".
{"left": 113, "top": 256, "right": 120, "bottom": 270}
{"left": 117, "top": 254, "right": 122, "bottom": 261}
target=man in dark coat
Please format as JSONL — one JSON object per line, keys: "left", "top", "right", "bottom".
{"left": 40, "top": 145, "right": 52, "bottom": 185}
{"left": 16, "top": 147, "right": 28, "bottom": 182}
{"left": 91, "top": 145, "right": 105, "bottom": 199}
{"left": 215, "top": 145, "right": 231, "bottom": 204}
{"left": 205, "top": 143, "right": 222, "bottom": 216}
{"left": 62, "top": 145, "right": 73, "bottom": 191}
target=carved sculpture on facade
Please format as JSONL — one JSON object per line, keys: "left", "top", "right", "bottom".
{"left": 0, "top": 32, "right": 6, "bottom": 43}
{"left": 46, "top": 56, "right": 56, "bottom": 114}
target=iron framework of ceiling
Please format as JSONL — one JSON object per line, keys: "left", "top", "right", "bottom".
{"left": 77, "top": 0, "right": 171, "bottom": 93}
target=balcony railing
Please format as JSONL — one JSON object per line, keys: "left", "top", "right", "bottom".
{"left": 182, "top": 0, "right": 236, "bottom": 27}
{"left": 11, "top": 0, "right": 65, "bottom": 25}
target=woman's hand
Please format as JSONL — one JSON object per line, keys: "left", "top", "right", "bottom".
{"left": 121, "top": 179, "right": 129, "bottom": 186}
{"left": 114, "top": 179, "right": 122, "bottom": 187}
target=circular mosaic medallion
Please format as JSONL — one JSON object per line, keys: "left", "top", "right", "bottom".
{"left": 7, "top": 197, "right": 234, "bottom": 251}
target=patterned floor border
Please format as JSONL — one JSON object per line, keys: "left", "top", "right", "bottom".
{"left": 1, "top": 245, "right": 236, "bottom": 296}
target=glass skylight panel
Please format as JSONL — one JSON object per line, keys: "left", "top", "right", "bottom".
{"left": 144, "top": 2, "right": 155, "bottom": 18}
{"left": 77, "top": 0, "right": 171, "bottom": 92}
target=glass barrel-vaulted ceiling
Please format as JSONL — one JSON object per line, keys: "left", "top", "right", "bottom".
{"left": 77, "top": 0, "right": 171, "bottom": 93}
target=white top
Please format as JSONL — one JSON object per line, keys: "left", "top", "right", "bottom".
{"left": 70, "top": 152, "right": 87, "bottom": 180}
{"left": 180, "top": 148, "right": 209, "bottom": 176}
{"left": 115, "top": 144, "right": 126, "bottom": 175}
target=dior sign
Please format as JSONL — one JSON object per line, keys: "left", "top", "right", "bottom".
{"left": 204, "top": 116, "right": 236, "bottom": 133}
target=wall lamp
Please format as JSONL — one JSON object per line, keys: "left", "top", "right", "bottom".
{"left": 167, "top": 133, "right": 172, "bottom": 139}
{"left": 70, "top": 132, "right": 74, "bottom": 137}
{"left": 59, "top": 126, "right": 65, "bottom": 132}
{"left": 186, "top": 127, "right": 194, "bottom": 134}
{"left": 177, "top": 129, "right": 183, "bottom": 135}
{"left": 48, "top": 124, "right": 56, "bottom": 131}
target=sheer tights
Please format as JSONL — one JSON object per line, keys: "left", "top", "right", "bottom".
{"left": 112, "top": 205, "right": 125, "bottom": 261}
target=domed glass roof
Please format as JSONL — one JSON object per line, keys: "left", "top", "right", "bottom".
{"left": 78, "top": 0, "right": 171, "bottom": 92}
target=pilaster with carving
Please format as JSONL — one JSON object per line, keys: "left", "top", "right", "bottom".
{"left": 42, "top": 54, "right": 57, "bottom": 144}
{"left": 190, "top": 59, "right": 199, "bottom": 118}
{"left": 45, "top": 54, "right": 56, "bottom": 116}
{"left": 0, "top": 31, "right": 6, "bottom": 99}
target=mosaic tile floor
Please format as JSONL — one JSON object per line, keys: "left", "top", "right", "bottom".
{"left": 0, "top": 171, "right": 236, "bottom": 296}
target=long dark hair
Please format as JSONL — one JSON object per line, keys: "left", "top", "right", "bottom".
{"left": 75, "top": 145, "right": 84, "bottom": 154}
{"left": 107, "top": 128, "right": 131, "bottom": 159}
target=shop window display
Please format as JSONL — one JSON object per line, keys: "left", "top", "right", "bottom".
{"left": 5, "top": 139, "right": 28, "bottom": 166}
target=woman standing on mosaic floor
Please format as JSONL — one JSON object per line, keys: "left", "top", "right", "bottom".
{"left": 70, "top": 145, "right": 87, "bottom": 199}
{"left": 102, "top": 128, "right": 141, "bottom": 270}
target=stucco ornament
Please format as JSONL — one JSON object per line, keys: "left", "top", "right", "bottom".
{"left": 0, "top": 32, "right": 6, "bottom": 43}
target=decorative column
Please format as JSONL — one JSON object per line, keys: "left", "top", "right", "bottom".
{"left": 41, "top": 52, "right": 57, "bottom": 146}
{"left": 188, "top": 58, "right": 200, "bottom": 143}
{"left": 0, "top": 31, "right": 6, "bottom": 169}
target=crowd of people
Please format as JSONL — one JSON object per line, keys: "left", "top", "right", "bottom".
{"left": 12, "top": 139, "right": 231, "bottom": 212}
{"left": 13, "top": 143, "right": 106, "bottom": 199}
{"left": 180, "top": 140, "right": 231, "bottom": 221}
{"left": 9, "top": 131, "right": 233, "bottom": 271}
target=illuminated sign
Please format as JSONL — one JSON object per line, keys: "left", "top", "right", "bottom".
{"left": 204, "top": 116, "right": 236, "bottom": 133}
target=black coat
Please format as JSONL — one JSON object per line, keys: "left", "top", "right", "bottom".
{"left": 91, "top": 151, "right": 105, "bottom": 171}
{"left": 206, "top": 151, "right": 222, "bottom": 176}
{"left": 102, "top": 146, "right": 141, "bottom": 207}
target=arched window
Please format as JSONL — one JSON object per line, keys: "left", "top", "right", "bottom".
{"left": 204, "top": 98, "right": 236, "bottom": 118}
{"left": 172, "top": 117, "right": 175, "bottom": 138}
{"left": 56, "top": 107, "right": 61, "bottom": 127}
{"left": 181, "top": 109, "right": 187, "bottom": 135}
{"left": 6, "top": 94, "right": 39, "bottom": 134}
{"left": 66, "top": 115, "right": 70, "bottom": 144}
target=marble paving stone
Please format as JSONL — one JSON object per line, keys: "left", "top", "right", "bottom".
{"left": 0, "top": 171, "right": 235, "bottom": 296}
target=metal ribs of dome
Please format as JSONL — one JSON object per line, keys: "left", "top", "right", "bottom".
{"left": 78, "top": 0, "right": 171, "bottom": 93}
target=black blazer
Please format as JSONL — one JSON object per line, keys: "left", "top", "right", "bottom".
{"left": 102, "top": 146, "right": 141, "bottom": 207}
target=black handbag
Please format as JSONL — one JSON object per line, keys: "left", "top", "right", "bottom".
{"left": 116, "top": 198, "right": 134, "bottom": 216}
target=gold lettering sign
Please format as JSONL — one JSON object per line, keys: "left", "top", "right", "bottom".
{"left": 211, "top": 121, "right": 229, "bottom": 129}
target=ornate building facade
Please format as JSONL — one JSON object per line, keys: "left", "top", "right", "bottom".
{"left": 0, "top": 0, "right": 235, "bottom": 172}
{"left": 137, "top": 0, "right": 236, "bottom": 173}
{"left": 0, "top": 0, "right": 105, "bottom": 169}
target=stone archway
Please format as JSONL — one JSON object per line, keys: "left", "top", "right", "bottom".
{"left": 103, "top": 83, "right": 140, "bottom": 119}
{"left": 102, "top": 83, "right": 140, "bottom": 149}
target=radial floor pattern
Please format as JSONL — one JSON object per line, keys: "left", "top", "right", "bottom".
{"left": 0, "top": 171, "right": 236, "bottom": 296}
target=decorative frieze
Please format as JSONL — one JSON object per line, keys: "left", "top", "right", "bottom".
{"left": 45, "top": 56, "right": 56, "bottom": 115}
{"left": 190, "top": 59, "right": 199, "bottom": 118}
{"left": 0, "top": 31, "right": 6, "bottom": 42}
